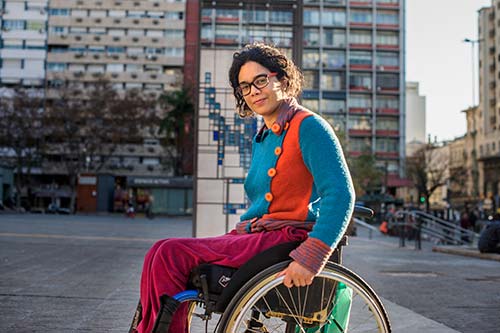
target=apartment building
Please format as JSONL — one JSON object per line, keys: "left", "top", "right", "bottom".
{"left": 46, "top": 0, "right": 185, "bottom": 93}
{"left": 0, "top": 0, "right": 48, "bottom": 86}
{"left": 476, "top": 2, "right": 500, "bottom": 213}
{"left": 192, "top": 0, "right": 405, "bottom": 236}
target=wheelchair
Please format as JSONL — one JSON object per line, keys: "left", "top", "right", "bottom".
{"left": 133, "top": 206, "right": 391, "bottom": 333}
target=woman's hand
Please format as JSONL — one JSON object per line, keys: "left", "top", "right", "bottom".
{"left": 276, "top": 260, "right": 315, "bottom": 288}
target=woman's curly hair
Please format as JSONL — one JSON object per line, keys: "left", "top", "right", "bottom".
{"left": 229, "top": 43, "right": 303, "bottom": 118}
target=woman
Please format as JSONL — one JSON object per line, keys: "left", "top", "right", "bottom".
{"left": 133, "top": 43, "right": 355, "bottom": 333}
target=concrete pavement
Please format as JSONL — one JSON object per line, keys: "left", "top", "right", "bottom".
{"left": 1, "top": 213, "right": 498, "bottom": 332}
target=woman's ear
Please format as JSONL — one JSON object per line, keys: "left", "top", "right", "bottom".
{"left": 280, "top": 78, "right": 289, "bottom": 91}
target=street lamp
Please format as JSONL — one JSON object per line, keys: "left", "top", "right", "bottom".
{"left": 462, "top": 38, "right": 482, "bottom": 106}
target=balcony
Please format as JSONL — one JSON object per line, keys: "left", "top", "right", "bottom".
{"left": 349, "top": 129, "right": 372, "bottom": 136}
{"left": 349, "top": 43, "right": 373, "bottom": 50}
{"left": 375, "top": 151, "right": 399, "bottom": 159}
{"left": 375, "top": 129, "right": 399, "bottom": 137}
{"left": 350, "top": 64, "right": 372, "bottom": 70}
{"left": 376, "top": 108, "right": 399, "bottom": 115}
{"left": 376, "top": 65, "right": 399, "bottom": 72}
{"left": 349, "top": 107, "right": 372, "bottom": 114}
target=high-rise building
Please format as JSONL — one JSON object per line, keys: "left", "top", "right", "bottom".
{"left": 0, "top": 0, "right": 48, "bottom": 87}
{"left": 405, "top": 81, "right": 426, "bottom": 156}
{"left": 191, "top": 0, "right": 405, "bottom": 236}
{"left": 477, "top": 2, "right": 500, "bottom": 212}
{"left": 45, "top": 0, "right": 185, "bottom": 93}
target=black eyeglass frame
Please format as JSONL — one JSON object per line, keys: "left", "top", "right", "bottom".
{"left": 237, "top": 72, "right": 278, "bottom": 96}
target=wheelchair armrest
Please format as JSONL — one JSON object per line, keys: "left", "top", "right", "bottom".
{"left": 353, "top": 205, "right": 374, "bottom": 219}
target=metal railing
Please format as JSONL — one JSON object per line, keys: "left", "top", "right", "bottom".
{"left": 389, "top": 210, "right": 479, "bottom": 249}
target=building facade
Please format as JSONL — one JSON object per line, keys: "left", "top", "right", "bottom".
{"left": 405, "top": 81, "right": 426, "bottom": 155}
{"left": 0, "top": 0, "right": 48, "bottom": 86}
{"left": 476, "top": 2, "right": 500, "bottom": 214}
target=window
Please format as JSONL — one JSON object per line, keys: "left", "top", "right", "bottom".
{"left": 376, "top": 96, "right": 398, "bottom": 109}
{"left": 47, "top": 63, "right": 66, "bottom": 71}
{"left": 108, "top": 29, "right": 125, "bottom": 36}
{"left": 244, "top": 10, "right": 266, "bottom": 23}
{"left": 147, "top": 11, "right": 165, "bottom": 18}
{"left": 350, "top": 51, "right": 372, "bottom": 66}
{"left": 216, "top": 9, "right": 239, "bottom": 20}
{"left": 376, "top": 73, "right": 399, "bottom": 90}
{"left": 376, "top": 31, "right": 398, "bottom": 46}
{"left": 349, "top": 94, "right": 372, "bottom": 108}
{"left": 270, "top": 11, "right": 292, "bottom": 23}
{"left": 50, "top": 26, "right": 68, "bottom": 35}
{"left": 215, "top": 24, "right": 238, "bottom": 41}
{"left": 146, "top": 30, "right": 163, "bottom": 37}
{"left": 321, "top": 99, "right": 346, "bottom": 113}
{"left": 322, "top": 50, "right": 345, "bottom": 69}
{"left": 304, "top": 10, "right": 320, "bottom": 25}
{"left": 304, "top": 28, "right": 320, "bottom": 46}
{"left": 303, "top": 50, "right": 320, "bottom": 68}
{"left": 350, "top": 10, "right": 372, "bottom": 24}
{"left": 322, "top": 29, "right": 345, "bottom": 47}
{"left": 350, "top": 73, "right": 372, "bottom": 90}
{"left": 302, "top": 99, "right": 319, "bottom": 113}
{"left": 350, "top": 138, "right": 372, "bottom": 152}
{"left": 376, "top": 118, "right": 398, "bottom": 130}
{"left": 322, "top": 72, "right": 345, "bottom": 90}
{"left": 128, "top": 10, "right": 146, "bottom": 18}
{"left": 49, "top": 8, "right": 69, "bottom": 16}
{"left": 165, "top": 11, "right": 183, "bottom": 20}
{"left": 376, "top": 11, "right": 399, "bottom": 25}
{"left": 303, "top": 71, "right": 319, "bottom": 89}
{"left": 376, "top": 138, "right": 398, "bottom": 152}
{"left": 107, "top": 46, "right": 125, "bottom": 54}
{"left": 376, "top": 52, "right": 399, "bottom": 67}
{"left": 89, "top": 10, "right": 106, "bottom": 17}
{"left": 26, "top": 21, "right": 44, "bottom": 31}
{"left": 70, "top": 27, "right": 87, "bottom": 34}
{"left": 350, "top": 30, "right": 372, "bottom": 45}
{"left": 165, "top": 47, "right": 184, "bottom": 57}
{"left": 348, "top": 115, "right": 372, "bottom": 130}
{"left": 201, "top": 25, "right": 213, "bottom": 40}
{"left": 107, "top": 63, "right": 124, "bottom": 72}
{"left": 165, "top": 29, "right": 184, "bottom": 39}
{"left": 72, "top": 9, "right": 88, "bottom": 17}
{"left": 109, "top": 10, "right": 126, "bottom": 17}
{"left": 3, "top": 20, "right": 25, "bottom": 31}
{"left": 128, "top": 29, "right": 144, "bottom": 36}
{"left": 91, "top": 27, "right": 107, "bottom": 35}
{"left": 322, "top": 10, "right": 346, "bottom": 26}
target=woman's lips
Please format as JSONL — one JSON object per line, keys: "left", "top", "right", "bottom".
{"left": 253, "top": 97, "right": 266, "bottom": 106}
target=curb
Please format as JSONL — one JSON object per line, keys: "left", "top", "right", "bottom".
{"left": 432, "top": 246, "right": 500, "bottom": 262}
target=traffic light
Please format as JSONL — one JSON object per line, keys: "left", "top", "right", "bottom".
{"left": 419, "top": 196, "right": 426, "bottom": 203}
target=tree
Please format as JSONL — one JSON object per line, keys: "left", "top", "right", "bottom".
{"left": 44, "top": 79, "right": 158, "bottom": 212}
{"left": 406, "top": 144, "right": 454, "bottom": 212}
{"left": 0, "top": 88, "right": 44, "bottom": 210}
{"left": 158, "top": 88, "right": 195, "bottom": 176}
{"left": 348, "top": 151, "right": 384, "bottom": 197}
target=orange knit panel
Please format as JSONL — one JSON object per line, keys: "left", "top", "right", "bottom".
{"left": 262, "top": 110, "right": 314, "bottom": 221}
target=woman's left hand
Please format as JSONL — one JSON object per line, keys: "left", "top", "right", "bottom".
{"left": 276, "top": 260, "right": 315, "bottom": 288}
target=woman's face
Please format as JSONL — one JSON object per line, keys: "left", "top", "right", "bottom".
{"left": 238, "top": 61, "right": 287, "bottom": 124}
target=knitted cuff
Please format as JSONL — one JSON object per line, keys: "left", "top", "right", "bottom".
{"left": 289, "top": 237, "right": 333, "bottom": 275}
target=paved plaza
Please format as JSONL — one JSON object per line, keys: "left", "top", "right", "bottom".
{"left": 0, "top": 213, "right": 498, "bottom": 332}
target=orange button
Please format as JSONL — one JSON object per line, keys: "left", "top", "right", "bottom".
{"left": 274, "top": 147, "right": 282, "bottom": 156}
{"left": 284, "top": 122, "right": 290, "bottom": 130}
{"left": 271, "top": 123, "right": 281, "bottom": 133}
{"left": 265, "top": 192, "right": 273, "bottom": 202}
{"left": 267, "top": 168, "right": 277, "bottom": 177}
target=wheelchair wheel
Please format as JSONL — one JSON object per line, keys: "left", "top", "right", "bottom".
{"left": 218, "top": 261, "right": 391, "bottom": 333}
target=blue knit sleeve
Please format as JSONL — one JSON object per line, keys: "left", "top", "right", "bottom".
{"left": 298, "top": 115, "right": 355, "bottom": 248}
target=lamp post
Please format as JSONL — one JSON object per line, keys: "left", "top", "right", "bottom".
{"left": 463, "top": 38, "right": 482, "bottom": 106}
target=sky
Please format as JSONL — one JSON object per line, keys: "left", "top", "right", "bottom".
{"left": 406, "top": 0, "right": 492, "bottom": 142}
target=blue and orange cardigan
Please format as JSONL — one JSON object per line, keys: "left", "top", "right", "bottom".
{"left": 236, "top": 97, "right": 355, "bottom": 274}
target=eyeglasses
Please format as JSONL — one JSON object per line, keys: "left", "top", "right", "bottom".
{"left": 237, "top": 73, "right": 277, "bottom": 96}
